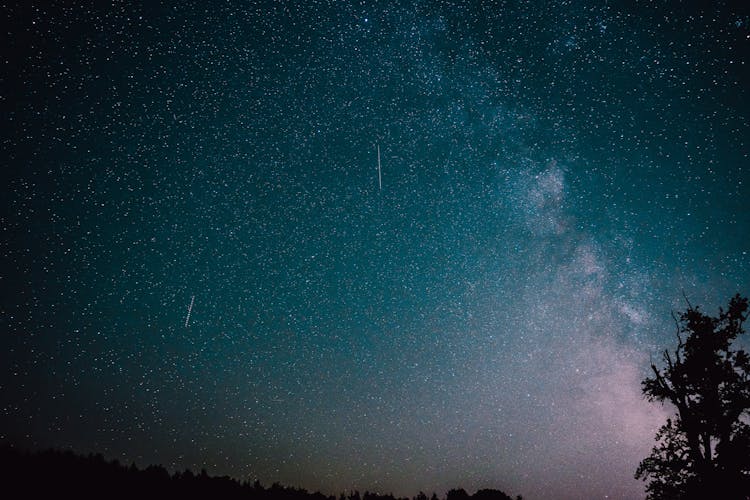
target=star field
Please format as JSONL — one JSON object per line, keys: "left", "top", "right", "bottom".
{"left": 2, "top": 2, "right": 749, "bottom": 499}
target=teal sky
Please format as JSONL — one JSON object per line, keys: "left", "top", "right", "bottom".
{"left": 2, "top": 2, "right": 748, "bottom": 499}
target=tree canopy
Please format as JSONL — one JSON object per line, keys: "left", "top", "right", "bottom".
{"left": 636, "top": 294, "right": 750, "bottom": 499}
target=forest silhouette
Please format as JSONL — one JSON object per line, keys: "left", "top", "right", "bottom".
{"left": 0, "top": 445, "right": 521, "bottom": 500}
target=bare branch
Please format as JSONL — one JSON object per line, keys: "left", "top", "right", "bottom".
{"left": 681, "top": 290, "right": 693, "bottom": 311}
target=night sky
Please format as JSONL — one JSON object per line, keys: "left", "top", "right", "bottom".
{"left": 2, "top": 1, "right": 749, "bottom": 499}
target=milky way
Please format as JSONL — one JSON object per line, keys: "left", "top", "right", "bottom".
{"left": 2, "top": 2, "right": 748, "bottom": 499}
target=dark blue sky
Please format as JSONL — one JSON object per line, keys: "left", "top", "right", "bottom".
{"left": 2, "top": 1, "right": 749, "bottom": 499}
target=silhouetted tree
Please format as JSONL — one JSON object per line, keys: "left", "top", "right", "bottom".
{"left": 446, "top": 488, "right": 469, "bottom": 500}
{"left": 472, "top": 489, "right": 513, "bottom": 500}
{"left": 636, "top": 294, "right": 750, "bottom": 499}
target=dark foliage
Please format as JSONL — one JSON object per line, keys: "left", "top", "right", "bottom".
{"left": 636, "top": 294, "right": 750, "bottom": 499}
{"left": 472, "top": 488, "right": 515, "bottom": 500}
{"left": 0, "top": 445, "right": 520, "bottom": 500}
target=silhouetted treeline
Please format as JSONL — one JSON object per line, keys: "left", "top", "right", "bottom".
{"left": 0, "top": 445, "right": 520, "bottom": 500}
